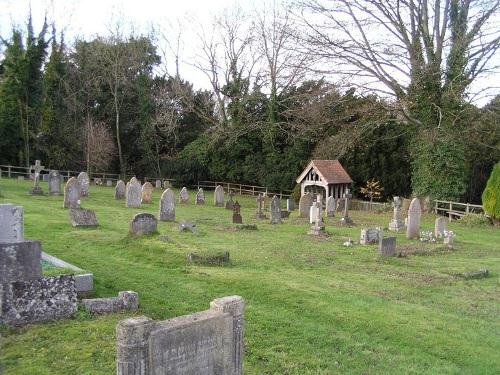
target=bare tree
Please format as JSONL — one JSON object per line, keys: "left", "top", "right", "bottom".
{"left": 83, "top": 118, "right": 115, "bottom": 174}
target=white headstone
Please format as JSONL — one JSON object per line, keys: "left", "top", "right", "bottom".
{"left": 406, "top": 198, "right": 422, "bottom": 239}
{"left": 0, "top": 204, "right": 24, "bottom": 242}
{"left": 179, "top": 187, "right": 189, "bottom": 203}
{"left": 435, "top": 217, "right": 446, "bottom": 238}
{"left": 126, "top": 177, "right": 142, "bottom": 208}
{"left": 77, "top": 172, "right": 90, "bottom": 197}
{"left": 214, "top": 185, "right": 225, "bottom": 207}
{"left": 159, "top": 188, "right": 175, "bottom": 221}
{"left": 63, "top": 177, "right": 81, "bottom": 209}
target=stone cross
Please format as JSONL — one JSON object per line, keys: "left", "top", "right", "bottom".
{"left": 340, "top": 189, "right": 353, "bottom": 225}
{"left": 255, "top": 194, "right": 266, "bottom": 220}
{"left": 29, "top": 160, "right": 44, "bottom": 195}
{"left": 388, "top": 196, "right": 405, "bottom": 232}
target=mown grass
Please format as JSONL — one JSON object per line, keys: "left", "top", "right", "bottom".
{"left": 0, "top": 178, "right": 499, "bottom": 374}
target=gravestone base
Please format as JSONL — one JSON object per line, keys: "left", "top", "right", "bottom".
{"left": 255, "top": 213, "right": 267, "bottom": 220}
{"left": 388, "top": 219, "right": 405, "bottom": 232}
{"left": 308, "top": 223, "right": 325, "bottom": 236}
{"left": 232, "top": 214, "right": 242, "bottom": 224}
{"left": 29, "top": 186, "right": 44, "bottom": 195}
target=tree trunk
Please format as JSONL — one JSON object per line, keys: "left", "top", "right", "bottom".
{"left": 115, "top": 99, "right": 125, "bottom": 178}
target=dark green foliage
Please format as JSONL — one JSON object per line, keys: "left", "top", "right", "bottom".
{"left": 482, "top": 162, "right": 500, "bottom": 220}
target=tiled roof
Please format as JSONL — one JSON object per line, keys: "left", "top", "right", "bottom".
{"left": 296, "top": 160, "right": 353, "bottom": 184}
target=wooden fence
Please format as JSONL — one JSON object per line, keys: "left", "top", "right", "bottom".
{"left": 434, "top": 200, "right": 484, "bottom": 221}
{"left": 197, "top": 180, "right": 293, "bottom": 199}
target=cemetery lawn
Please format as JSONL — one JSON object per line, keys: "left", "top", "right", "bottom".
{"left": 1, "top": 179, "right": 499, "bottom": 375}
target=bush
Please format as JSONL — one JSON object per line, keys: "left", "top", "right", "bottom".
{"left": 458, "top": 213, "right": 491, "bottom": 227}
{"left": 482, "top": 162, "right": 500, "bottom": 221}
{"left": 291, "top": 184, "right": 301, "bottom": 204}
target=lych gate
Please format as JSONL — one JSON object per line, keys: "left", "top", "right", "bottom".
{"left": 296, "top": 160, "right": 353, "bottom": 200}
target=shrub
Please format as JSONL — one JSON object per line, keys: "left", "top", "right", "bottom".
{"left": 458, "top": 213, "right": 491, "bottom": 227}
{"left": 291, "top": 184, "right": 301, "bottom": 204}
{"left": 482, "top": 162, "right": 500, "bottom": 221}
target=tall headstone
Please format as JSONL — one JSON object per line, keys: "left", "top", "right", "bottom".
{"left": 299, "top": 193, "right": 313, "bottom": 218}
{"left": 388, "top": 196, "right": 405, "bottom": 232}
{"left": 125, "top": 177, "right": 142, "bottom": 208}
{"left": 196, "top": 188, "right": 205, "bottom": 205}
{"left": 77, "top": 172, "right": 90, "bottom": 197}
{"left": 155, "top": 180, "right": 162, "bottom": 189}
{"left": 129, "top": 213, "right": 157, "bottom": 235}
{"left": 270, "top": 196, "right": 282, "bottom": 224}
{"left": 29, "top": 160, "right": 44, "bottom": 195}
{"left": 141, "top": 182, "right": 154, "bottom": 204}
{"left": 225, "top": 191, "right": 234, "bottom": 210}
{"left": 63, "top": 177, "right": 81, "bottom": 209}
{"left": 232, "top": 201, "right": 242, "bottom": 224}
{"left": 255, "top": 194, "right": 266, "bottom": 220}
{"left": 115, "top": 180, "right": 126, "bottom": 200}
{"left": 159, "top": 188, "right": 175, "bottom": 221}
{"left": 286, "top": 199, "right": 295, "bottom": 211}
{"left": 406, "top": 198, "right": 422, "bottom": 239}
{"left": 435, "top": 217, "right": 446, "bottom": 238}
{"left": 214, "top": 185, "right": 225, "bottom": 207}
{"left": 326, "top": 196, "right": 336, "bottom": 217}
{"left": 48, "top": 170, "right": 62, "bottom": 195}
{"left": 340, "top": 189, "right": 353, "bottom": 225}
{"left": 179, "top": 187, "right": 189, "bottom": 203}
{"left": 308, "top": 202, "right": 325, "bottom": 236}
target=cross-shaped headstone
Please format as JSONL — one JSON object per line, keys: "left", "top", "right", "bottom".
{"left": 30, "top": 160, "right": 44, "bottom": 187}
{"left": 256, "top": 194, "right": 264, "bottom": 214}
{"left": 342, "top": 188, "right": 353, "bottom": 218}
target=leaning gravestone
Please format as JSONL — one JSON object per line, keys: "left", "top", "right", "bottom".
{"left": 141, "top": 182, "right": 154, "bottom": 204}
{"left": 379, "top": 237, "right": 396, "bottom": 256}
{"left": 77, "top": 172, "right": 90, "bottom": 197}
{"left": 435, "top": 217, "right": 446, "bottom": 238}
{"left": 179, "top": 187, "right": 189, "bottom": 203}
{"left": 406, "top": 198, "right": 422, "bottom": 239}
{"left": 270, "top": 196, "right": 282, "bottom": 224}
{"left": 115, "top": 295, "right": 244, "bottom": 375}
{"left": 129, "top": 213, "right": 157, "bottom": 235}
{"left": 214, "top": 185, "right": 225, "bottom": 207}
{"left": 69, "top": 208, "right": 99, "bottom": 227}
{"left": 196, "top": 188, "right": 205, "bottom": 205}
{"left": 299, "top": 193, "right": 313, "bottom": 218}
{"left": 326, "top": 196, "right": 336, "bottom": 217}
{"left": 48, "top": 170, "right": 62, "bottom": 195}
{"left": 125, "top": 177, "right": 142, "bottom": 208}
{"left": 115, "top": 180, "right": 126, "bottom": 200}
{"left": 159, "top": 188, "right": 175, "bottom": 221}
{"left": 388, "top": 196, "right": 405, "bottom": 232}
{"left": 63, "top": 177, "right": 81, "bottom": 209}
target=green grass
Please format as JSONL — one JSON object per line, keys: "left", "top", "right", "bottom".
{"left": 1, "top": 178, "right": 499, "bottom": 374}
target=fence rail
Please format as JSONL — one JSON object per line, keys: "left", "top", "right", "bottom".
{"left": 434, "top": 199, "right": 484, "bottom": 221}
{"left": 197, "top": 180, "right": 293, "bottom": 199}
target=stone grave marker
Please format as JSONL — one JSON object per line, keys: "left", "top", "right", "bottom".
{"left": 406, "top": 198, "right": 421, "bottom": 239}
{"left": 214, "top": 185, "right": 225, "bottom": 207}
{"left": 308, "top": 202, "right": 325, "bottom": 236}
{"left": 339, "top": 189, "right": 353, "bottom": 225}
{"left": 159, "top": 188, "right": 175, "bottom": 221}
{"left": 63, "top": 177, "right": 81, "bottom": 209}
{"left": 48, "top": 170, "right": 62, "bottom": 195}
{"left": 0, "top": 204, "right": 24, "bottom": 242}
{"left": 299, "top": 193, "right": 313, "bottom": 218}
{"left": 388, "top": 196, "right": 405, "bottom": 232}
{"left": 115, "top": 180, "right": 126, "bottom": 199}
{"left": 179, "top": 220, "right": 197, "bottom": 233}
{"left": 401, "top": 198, "right": 411, "bottom": 218}
{"left": 270, "top": 195, "right": 282, "bottom": 224}
{"left": 179, "top": 187, "right": 189, "bottom": 203}
{"left": 379, "top": 236, "right": 396, "bottom": 256}
{"left": 155, "top": 180, "right": 162, "bottom": 189}
{"left": 141, "top": 182, "right": 154, "bottom": 204}
{"left": 106, "top": 179, "right": 113, "bottom": 187}
{"left": 255, "top": 194, "right": 266, "bottom": 220}
{"left": 286, "top": 199, "right": 295, "bottom": 211}
{"left": 225, "top": 191, "right": 234, "bottom": 210}
{"left": 309, "top": 202, "right": 320, "bottom": 224}
{"left": 69, "top": 208, "right": 99, "bottom": 227}
{"left": 435, "top": 217, "right": 446, "bottom": 238}
{"left": 360, "top": 228, "right": 382, "bottom": 245}
{"left": 326, "top": 196, "right": 336, "bottom": 217}
{"left": 29, "top": 160, "right": 44, "bottom": 195}
{"left": 126, "top": 177, "right": 142, "bottom": 208}
{"left": 233, "top": 201, "right": 242, "bottom": 224}
{"left": 83, "top": 291, "right": 138, "bottom": 315}
{"left": 196, "top": 188, "right": 205, "bottom": 205}
{"left": 129, "top": 213, "right": 157, "bottom": 235}
{"left": 77, "top": 172, "right": 90, "bottom": 197}
{"left": 115, "top": 295, "right": 244, "bottom": 375}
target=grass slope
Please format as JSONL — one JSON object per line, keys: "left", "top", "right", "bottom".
{"left": 0, "top": 179, "right": 499, "bottom": 374}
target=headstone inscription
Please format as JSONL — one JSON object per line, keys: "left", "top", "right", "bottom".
{"left": 29, "top": 160, "right": 44, "bottom": 195}
{"left": 299, "top": 193, "right": 313, "bottom": 218}
{"left": 141, "top": 182, "right": 154, "bottom": 204}
{"left": 77, "top": 172, "right": 90, "bottom": 197}
{"left": 388, "top": 196, "right": 405, "bottom": 232}
{"left": 115, "top": 295, "right": 244, "bottom": 375}
{"left": 179, "top": 187, "right": 189, "bottom": 203}
{"left": 214, "top": 185, "right": 225, "bottom": 207}
{"left": 159, "top": 188, "right": 175, "bottom": 221}
{"left": 406, "top": 198, "right": 422, "bottom": 239}
{"left": 129, "top": 213, "right": 157, "bottom": 235}
{"left": 115, "top": 180, "right": 126, "bottom": 199}
{"left": 232, "top": 201, "right": 242, "bottom": 224}
{"left": 125, "top": 177, "right": 142, "bottom": 208}
{"left": 63, "top": 177, "right": 81, "bottom": 209}
{"left": 270, "top": 196, "right": 282, "bottom": 224}
{"left": 48, "top": 170, "right": 62, "bottom": 195}
{"left": 196, "top": 188, "right": 205, "bottom": 205}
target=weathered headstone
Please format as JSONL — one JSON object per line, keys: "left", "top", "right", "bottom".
{"left": 308, "top": 202, "right": 325, "bottom": 235}
{"left": 125, "top": 177, "right": 142, "bottom": 208}
{"left": 255, "top": 194, "right": 266, "bottom": 220}
{"left": 309, "top": 202, "right": 320, "bottom": 224}
{"left": 340, "top": 189, "right": 353, "bottom": 225}
{"left": 225, "top": 191, "right": 234, "bottom": 210}
{"left": 29, "top": 160, "right": 44, "bottom": 195}
{"left": 106, "top": 179, "right": 113, "bottom": 187}
{"left": 69, "top": 208, "right": 99, "bottom": 227}
{"left": 129, "top": 213, "right": 157, "bottom": 235}
{"left": 286, "top": 199, "right": 295, "bottom": 211}
{"left": 270, "top": 195, "right": 282, "bottom": 224}
{"left": 435, "top": 217, "right": 446, "bottom": 238}
{"left": 48, "top": 170, "right": 62, "bottom": 195}
{"left": 214, "top": 185, "right": 225, "bottom": 207}
{"left": 360, "top": 228, "right": 382, "bottom": 245}
{"left": 232, "top": 201, "right": 242, "bottom": 224}
{"left": 406, "top": 198, "right": 422, "bottom": 239}
{"left": 379, "top": 236, "right": 396, "bottom": 256}
{"left": 388, "top": 196, "right": 405, "bottom": 232}
{"left": 83, "top": 291, "right": 138, "bottom": 314}
{"left": 159, "top": 188, "right": 175, "bottom": 221}
{"left": 179, "top": 221, "right": 197, "bottom": 233}
{"left": 326, "top": 196, "right": 336, "bottom": 217}
{"left": 115, "top": 295, "right": 244, "bottom": 375}
{"left": 196, "top": 188, "right": 205, "bottom": 205}
{"left": 155, "top": 180, "right": 162, "bottom": 189}
{"left": 115, "top": 180, "right": 126, "bottom": 199}
{"left": 141, "top": 182, "right": 154, "bottom": 204}
{"left": 401, "top": 198, "right": 411, "bottom": 218}
{"left": 77, "top": 172, "right": 90, "bottom": 197}
{"left": 179, "top": 187, "right": 189, "bottom": 203}
{"left": 299, "top": 193, "right": 313, "bottom": 218}
{"left": 63, "top": 177, "right": 81, "bottom": 209}
{"left": 0, "top": 204, "right": 24, "bottom": 242}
